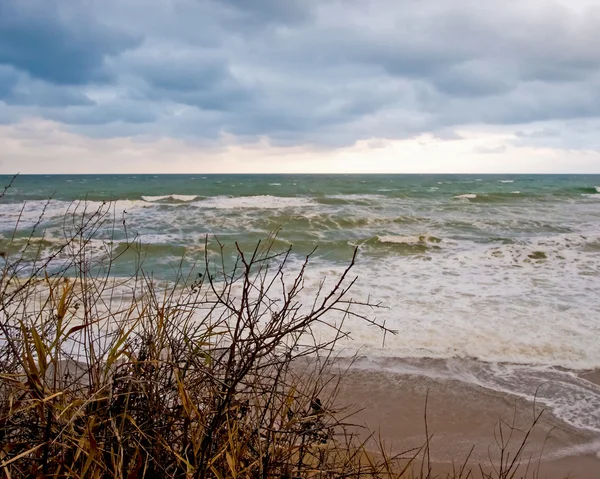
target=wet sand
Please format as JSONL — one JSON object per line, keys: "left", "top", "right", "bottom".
{"left": 333, "top": 366, "right": 600, "bottom": 478}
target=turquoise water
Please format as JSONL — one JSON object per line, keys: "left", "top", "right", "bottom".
{"left": 2, "top": 174, "right": 600, "bottom": 431}
{"left": 2, "top": 174, "right": 600, "bottom": 271}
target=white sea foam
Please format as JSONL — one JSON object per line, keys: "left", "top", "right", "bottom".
{"left": 286, "top": 229, "right": 600, "bottom": 431}
{"left": 195, "top": 195, "right": 316, "bottom": 209}
{"left": 511, "top": 191, "right": 521, "bottom": 194}
{"left": 348, "top": 357, "right": 600, "bottom": 434}
{"left": 499, "top": 180, "right": 514, "bottom": 183}
{"left": 5, "top": 179, "right": 600, "bottom": 433}
{"left": 0, "top": 199, "right": 149, "bottom": 230}
{"left": 377, "top": 234, "right": 440, "bottom": 245}
{"left": 544, "top": 439, "right": 600, "bottom": 460}
{"left": 595, "top": 186, "right": 600, "bottom": 193}
{"left": 142, "top": 195, "right": 199, "bottom": 202}
{"left": 294, "top": 229, "right": 600, "bottom": 372}
{"left": 453, "top": 193, "right": 477, "bottom": 199}
{"left": 326, "top": 194, "right": 386, "bottom": 201}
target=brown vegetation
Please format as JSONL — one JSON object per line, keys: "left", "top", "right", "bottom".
{"left": 0, "top": 183, "right": 556, "bottom": 478}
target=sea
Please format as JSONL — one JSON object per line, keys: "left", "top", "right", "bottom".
{"left": 2, "top": 173, "right": 600, "bottom": 435}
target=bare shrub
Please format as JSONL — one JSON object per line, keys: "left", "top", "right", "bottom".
{"left": 0, "top": 181, "right": 560, "bottom": 479}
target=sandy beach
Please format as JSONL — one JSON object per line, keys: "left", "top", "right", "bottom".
{"left": 333, "top": 364, "right": 600, "bottom": 478}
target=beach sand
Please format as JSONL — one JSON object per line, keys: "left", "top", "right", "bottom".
{"left": 333, "top": 365, "right": 600, "bottom": 478}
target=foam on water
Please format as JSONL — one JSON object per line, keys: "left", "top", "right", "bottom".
{"left": 377, "top": 234, "right": 441, "bottom": 245}
{"left": 348, "top": 356, "right": 600, "bottom": 434}
{"left": 0, "top": 199, "right": 150, "bottom": 231}
{"left": 325, "top": 194, "right": 386, "bottom": 201}
{"left": 195, "top": 195, "right": 317, "bottom": 209}
{"left": 142, "top": 194, "right": 199, "bottom": 202}
{"left": 3, "top": 174, "right": 600, "bottom": 433}
{"left": 453, "top": 193, "right": 477, "bottom": 200}
{"left": 295, "top": 230, "right": 600, "bottom": 371}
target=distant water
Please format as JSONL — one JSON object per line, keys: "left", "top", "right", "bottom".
{"left": 2, "top": 174, "right": 600, "bottom": 432}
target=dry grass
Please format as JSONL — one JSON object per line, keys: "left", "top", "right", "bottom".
{"left": 0, "top": 180, "right": 558, "bottom": 479}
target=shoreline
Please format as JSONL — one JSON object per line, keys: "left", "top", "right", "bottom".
{"left": 329, "top": 360, "right": 600, "bottom": 478}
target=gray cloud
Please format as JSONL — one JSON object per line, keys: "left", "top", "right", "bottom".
{"left": 0, "top": 65, "right": 19, "bottom": 98}
{"left": 0, "top": 0, "right": 140, "bottom": 84}
{"left": 1, "top": 0, "right": 600, "bottom": 150}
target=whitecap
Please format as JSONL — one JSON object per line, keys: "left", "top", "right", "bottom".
{"left": 142, "top": 195, "right": 199, "bottom": 202}
{"left": 196, "top": 195, "right": 316, "bottom": 209}
{"left": 453, "top": 194, "right": 477, "bottom": 199}
{"left": 499, "top": 180, "right": 514, "bottom": 183}
{"left": 0, "top": 199, "right": 149, "bottom": 231}
{"left": 326, "top": 194, "right": 385, "bottom": 201}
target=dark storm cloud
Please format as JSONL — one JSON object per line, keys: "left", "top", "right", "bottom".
{"left": 2, "top": 0, "right": 600, "bottom": 148}
{"left": 0, "top": 0, "right": 140, "bottom": 84}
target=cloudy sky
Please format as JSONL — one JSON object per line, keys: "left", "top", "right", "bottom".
{"left": 1, "top": 0, "right": 600, "bottom": 173}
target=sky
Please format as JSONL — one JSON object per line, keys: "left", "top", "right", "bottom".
{"left": 1, "top": 0, "right": 600, "bottom": 173}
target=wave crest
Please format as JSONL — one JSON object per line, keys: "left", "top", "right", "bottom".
{"left": 142, "top": 195, "right": 200, "bottom": 203}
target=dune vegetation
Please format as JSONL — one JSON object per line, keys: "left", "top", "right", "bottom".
{"left": 0, "top": 181, "right": 552, "bottom": 479}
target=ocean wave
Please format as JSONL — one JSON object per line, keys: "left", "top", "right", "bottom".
{"left": 142, "top": 194, "right": 200, "bottom": 203}
{"left": 195, "top": 195, "right": 317, "bottom": 209}
{"left": 0, "top": 199, "right": 151, "bottom": 232}
{"left": 576, "top": 186, "right": 600, "bottom": 194}
{"left": 453, "top": 193, "right": 477, "bottom": 200}
{"left": 579, "top": 185, "right": 600, "bottom": 197}
{"left": 310, "top": 238, "right": 600, "bottom": 368}
{"left": 499, "top": 180, "right": 514, "bottom": 183}
{"left": 328, "top": 194, "right": 386, "bottom": 200}
{"left": 377, "top": 234, "right": 442, "bottom": 245}
{"left": 452, "top": 192, "right": 535, "bottom": 203}
{"left": 263, "top": 214, "right": 418, "bottom": 231}
{"left": 352, "top": 234, "right": 444, "bottom": 254}
{"left": 317, "top": 194, "right": 387, "bottom": 205}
